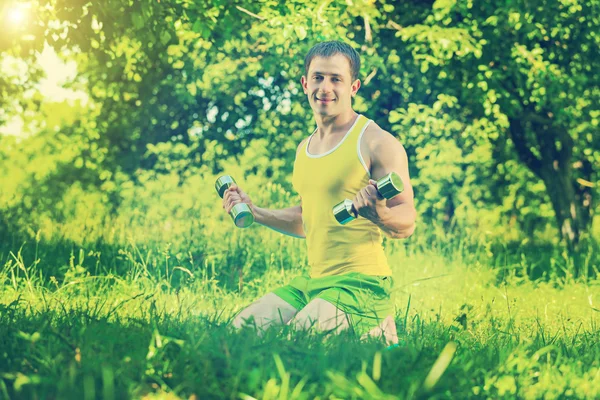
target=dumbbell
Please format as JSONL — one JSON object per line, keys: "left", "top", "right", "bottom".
{"left": 215, "top": 175, "right": 255, "bottom": 228}
{"left": 333, "top": 172, "right": 404, "bottom": 225}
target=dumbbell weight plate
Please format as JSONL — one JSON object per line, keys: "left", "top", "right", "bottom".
{"left": 215, "top": 175, "right": 235, "bottom": 198}
{"left": 215, "top": 175, "right": 254, "bottom": 228}
{"left": 332, "top": 172, "right": 404, "bottom": 225}
{"left": 376, "top": 172, "right": 404, "bottom": 199}
{"left": 231, "top": 203, "right": 254, "bottom": 228}
{"left": 332, "top": 199, "right": 356, "bottom": 225}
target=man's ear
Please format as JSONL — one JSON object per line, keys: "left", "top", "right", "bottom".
{"left": 351, "top": 79, "right": 361, "bottom": 97}
{"left": 301, "top": 76, "right": 309, "bottom": 94}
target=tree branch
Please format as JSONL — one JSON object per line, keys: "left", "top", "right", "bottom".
{"left": 235, "top": 6, "right": 265, "bottom": 21}
{"left": 508, "top": 117, "right": 542, "bottom": 177}
{"left": 526, "top": 110, "right": 573, "bottom": 168}
{"left": 523, "top": 112, "right": 554, "bottom": 127}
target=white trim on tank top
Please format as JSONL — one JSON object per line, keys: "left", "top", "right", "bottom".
{"left": 305, "top": 114, "right": 371, "bottom": 179}
{"left": 357, "top": 120, "right": 372, "bottom": 178}
{"left": 305, "top": 114, "right": 362, "bottom": 158}
{"left": 304, "top": 115, "right": 372, "bottom": 177}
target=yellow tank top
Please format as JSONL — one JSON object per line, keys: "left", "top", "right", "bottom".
{"left": 292, "top": 114, "right": 392, "bottom": 278}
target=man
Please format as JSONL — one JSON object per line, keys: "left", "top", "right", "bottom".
{"left": 222, "top": 41, "right": 416, "bottom": 345}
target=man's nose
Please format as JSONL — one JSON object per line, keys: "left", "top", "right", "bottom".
{"left": 320, "top": 78, "right": 333, "bottom": 93}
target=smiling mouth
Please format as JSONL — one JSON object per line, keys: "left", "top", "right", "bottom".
{"left": 316, "top": 98, "right": 335, "bottom": 102}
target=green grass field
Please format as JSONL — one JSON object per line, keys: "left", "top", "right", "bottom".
{"left": 2, "top": 0, "right": 600, "bottom": 397}
{"left": 1, "top": 231, "right": 599, "bottom": 400}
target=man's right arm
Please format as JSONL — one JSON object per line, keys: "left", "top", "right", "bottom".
{"left": 222, "top": 186, "right": 304, "bottom": 238}
{"left": 253, "top": 137, "right": 307, "bottom": 238}
{"left": 222, "top": 138, "right": 307, "bottom": 239}
{"left": 251, "top": 203, "right": 304, "bottom": 239}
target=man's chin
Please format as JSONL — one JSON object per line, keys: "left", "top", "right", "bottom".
{"left": 316, "top": 108, "right": 334, "bottom": 116}
{"left": 312, "top": 104, "right": 335, "bottom": 114}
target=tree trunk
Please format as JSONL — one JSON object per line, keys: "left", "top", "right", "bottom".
{"left": 574, "top": 158, "right": 595, "bottom": 236}
{"left": 538, "top": 160, "right": 580, "bottom": 246}
{"left": 508, "top": 116, "right": 594, "bottom": 262}
{"left": 443, "top": 194, "right": 455, "bottom": 231}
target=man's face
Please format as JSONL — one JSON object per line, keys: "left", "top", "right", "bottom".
{"left": 301, "top": 54, "right": 360, "bottom": 117}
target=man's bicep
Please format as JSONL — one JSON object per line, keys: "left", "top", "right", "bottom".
{"left": 371, "top": 135, "right": 414, "bottom": 209}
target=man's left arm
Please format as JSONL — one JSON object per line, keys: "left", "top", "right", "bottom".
{"left": 368, "top": 131, "right": 416, "bottom": 239}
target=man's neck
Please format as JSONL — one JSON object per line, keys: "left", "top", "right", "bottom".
{"left": 313, "top": 110, "right": 358, "bottom": 139}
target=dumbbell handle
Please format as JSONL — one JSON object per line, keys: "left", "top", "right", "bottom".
{"left": 333, "top": 172, "right": 404, "bottom": 225}
{"left": 215, "top": 175, "right": 255, "bottom": 229}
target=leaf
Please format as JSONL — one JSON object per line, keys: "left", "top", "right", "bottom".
{"left": 201, "top": 26, "right": 211, "bottom": 40}
{"left": 132, "top": 13, "right": 144, "bottom": 29}
{"left": 295, "top": 26, "right": 307, "bottom": 41}
{"left": 192, "top": 19, "right": 203, "bottom": 33}
{"left": 389, "top": 110, "right": 404, "bottom": 124}
{"left": 423, "top": 342, "right": 457, "bottom": 391}
{"left": 160, "top": 31, "right": 172, "bottom": 46}
{"left": 141, "top": 3, "right": 152, "bottom": 18}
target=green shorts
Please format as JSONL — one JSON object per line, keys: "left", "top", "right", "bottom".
{"left": 272, "top": 272, "right": 396, "bottom": 338}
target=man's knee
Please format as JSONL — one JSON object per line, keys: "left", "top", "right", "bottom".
{"left": 230, "top": 305, "right": 270, "bottom": 334}
{"left": 361, "top": 315, "right": 398, "bottom": 345}
{"left": 229, "top": 293, "right": 298, "bottom": 332}
{"left": 231, "top": 313, "right": 257, "bottom": 330}
{"left": 287, "top": 298, "right": 350, "bottom": 333}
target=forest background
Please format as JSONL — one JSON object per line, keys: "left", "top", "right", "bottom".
{"left": 0, "top": 0, "right": 599, "bottom": 398}
{"left": 1, "top": 0, "right": 598, "bottom": 280}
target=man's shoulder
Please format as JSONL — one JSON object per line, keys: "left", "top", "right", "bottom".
{"left": 363, "top": 120, "right": 399, "bottom": 151}
{"left": 296, "top": 136, "right": 309, "bottom": 157}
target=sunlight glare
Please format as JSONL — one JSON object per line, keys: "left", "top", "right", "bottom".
{"left": 7, "top": 6, "right": 27, "bottom": 25}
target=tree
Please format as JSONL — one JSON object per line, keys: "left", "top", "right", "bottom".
{"left": 1, "top": 0, "right": 598, "bottom": 254}
{"left": 367, "top": 0, "right": 599, "bottom": 249}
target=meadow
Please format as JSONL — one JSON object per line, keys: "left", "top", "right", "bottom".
{"left": 1, "top": 212, "right": 599, "bottom": 399}
{"left": 2, "top": 1, "right": 600, "bottom": 398}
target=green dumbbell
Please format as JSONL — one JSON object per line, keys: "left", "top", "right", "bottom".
{"left": 333, "top": 172, "right": 404, "bottom": 225}
{"left": 215, "top": 175, "right": 255, "bottom": 228}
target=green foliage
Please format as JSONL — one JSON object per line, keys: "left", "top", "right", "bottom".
{"left": 1, "top": 2, "right": 599, "bottom": 396}
{"left": 387, "top": 0, "right": 600, "bottom": 245}
{"left": 0, "top": 0, "right": 599, "bottom": 275}
{"left": 1, "top": 238, "right": 599, "bottom": 399}
{"left": 389, "top": 95, "right": 495, "bottom": 228}
{"left": 0, "top": 103, "right": 116, "bottom": 239}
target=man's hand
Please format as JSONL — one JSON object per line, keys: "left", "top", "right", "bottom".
{"left": 223, "top": 184, "right": 253, "bottom": 214}
{"left": 352, "top": 179, "right": 388, "bottom": 222}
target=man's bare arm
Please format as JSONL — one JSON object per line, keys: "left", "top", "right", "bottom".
{"left": 368, "top": 129, "right": 417, "bottom": 239}
{"left": 252, "top": 204, "right": 305, "bottom": 239}
{"left": 222, "top": 138, "right": 307, "bottom": 239}
{"left": 252, "top": 136, "right": 308, "bottom": 239}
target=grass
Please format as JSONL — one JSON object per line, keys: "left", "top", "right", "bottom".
{"left": 1, "top": 233, "right": 599, "bottom": 399}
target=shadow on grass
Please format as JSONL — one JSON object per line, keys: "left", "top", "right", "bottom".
{"left": 0, "top": 233, "right": 282, "bottom": 293}
{"left": 489, "top": 237, "right": 600, "bottom": 282}
{"left": 1, "top": 301, "right": 599, "bottom": 400}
